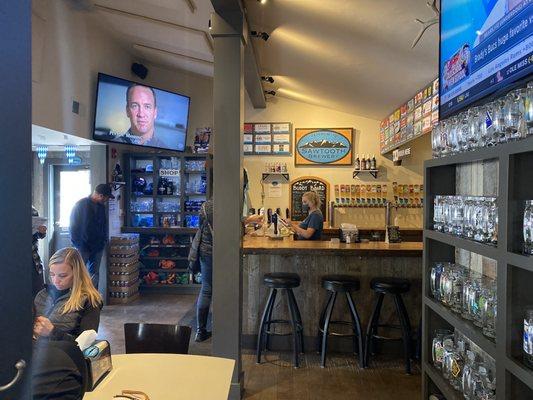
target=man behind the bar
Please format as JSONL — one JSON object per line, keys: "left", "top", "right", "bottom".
{"left": 69, "top": 184, "right": 113, "bottom": 288}
{"left": 117, "top": 83, "right": 167, "bottom": 148}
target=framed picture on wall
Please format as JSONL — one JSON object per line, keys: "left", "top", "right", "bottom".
{"left": 243, "top": 122, "right": 292, "bottom": 156}
{"left": 294, "top": 128, "right": 353, "bottom": 166}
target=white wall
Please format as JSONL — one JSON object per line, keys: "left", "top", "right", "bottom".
{"left": 244, "top": 95, "right": 431, "bottom": 228}
{"left": 32, "top": 0, "right": 134, "bottom": 140}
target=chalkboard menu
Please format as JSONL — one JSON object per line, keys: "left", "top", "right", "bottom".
{"left": 290, "top": 177, "right": 329, "bottom": 222}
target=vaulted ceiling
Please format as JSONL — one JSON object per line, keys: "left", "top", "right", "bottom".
{"left": 244, "top": 0, "right": 439, "bottom": 119}
{"left": 84, "top": 0, "right": 439, "bottom": 120}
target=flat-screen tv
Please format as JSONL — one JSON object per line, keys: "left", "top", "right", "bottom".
{"left": 93, "top": 73, "right": 190, "bottom": 151}
{"left": 440, "top": 0, "right": 533, "bottom": 119}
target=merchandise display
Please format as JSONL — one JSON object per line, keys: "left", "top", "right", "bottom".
{"left": 333, "top": 182, "right": 422, "bottom": 207}
{"left": 432, "top": 82, "right": 533, "bottom": 158}
{"left": 429, "top": 262, "right": 497, "bottom": 340}
{"left": 108, "top": 234, "right": 140, "bottom": 304}
{"left": 433, "top": 195, "right": 498, "bottom": 245}
{"left": 380, "top": 78, "right": 439, "bottom": 154}
{"left": 431, "top": 329, "right": 496, "bottom": 399}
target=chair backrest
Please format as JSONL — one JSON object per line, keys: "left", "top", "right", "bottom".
{"left": 124, "top": 323, "right": 192, "bottom": 354}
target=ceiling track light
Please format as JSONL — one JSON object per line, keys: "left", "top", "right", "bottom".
{"left": 258, "top": 0, "right": 267, "bottom": 3}
{"left": 264, "top": 90, "right": 276, "bottom": 96}
{"left": 208, "top": 19, "right": 212, "bottom": 30}
{"left": 261, "top": 76, "right": 275, "bottom": 83}
{"left": 250, "top": 31, "right": 270, "bottom": 41}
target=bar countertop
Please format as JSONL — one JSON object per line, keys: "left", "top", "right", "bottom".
{"left": 242, "top": 235, "right": 423, "bottom": 256}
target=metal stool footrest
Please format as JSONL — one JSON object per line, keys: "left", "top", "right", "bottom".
{"left": 319, "top": 320, "right": 360, "bottom": 337}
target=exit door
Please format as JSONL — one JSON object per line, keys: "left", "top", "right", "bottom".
{"left": 51, "top": 165, "right": 91, "bottom": 254}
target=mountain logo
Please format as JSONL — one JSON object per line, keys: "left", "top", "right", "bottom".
{"left": 296, "top": 129, "right": 352, "bottom": 164}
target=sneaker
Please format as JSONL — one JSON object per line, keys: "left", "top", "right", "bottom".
{"left": 195, "top": 330, "right": 212, "bottom": 342}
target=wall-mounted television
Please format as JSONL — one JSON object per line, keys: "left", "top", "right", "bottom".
{"left": 440, "top": 0, "right": 533, "bottom": 119}
{"left": 93, "top": 73, "right": 190, "bottom": 152}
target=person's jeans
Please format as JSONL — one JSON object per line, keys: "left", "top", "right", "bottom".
{"left": 196, "top": 253, "right": 213, "bottom": 332}
{"left": 78, "top": 248, "right": 103, "bottom": 289}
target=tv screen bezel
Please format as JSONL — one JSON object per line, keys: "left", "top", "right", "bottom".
{"left": 438, "top": 0, "right": 533, "bottom": 120}
{"left": 92, "top": 72, "right": 191, "bottom": 152}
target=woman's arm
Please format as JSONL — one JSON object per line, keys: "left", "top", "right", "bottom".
{"left": 292, "top": 225, "right": 316, "bottom": 239}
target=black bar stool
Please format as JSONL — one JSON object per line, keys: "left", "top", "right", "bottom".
{"left": 364, "top": 277, "right": 413, "bottom": 374}
{"left": 256, "top": 272, "right": 304, "bottom": 368}
{"left": 317, "top": 275, "right": 364, "bottom": 368}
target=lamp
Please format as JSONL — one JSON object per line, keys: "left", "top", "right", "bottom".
{"left": 250, "top": 31, "right": 270, "bottom": 41}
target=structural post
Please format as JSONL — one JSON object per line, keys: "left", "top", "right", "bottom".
{"left": 210, "top": 11, "right": 245, "bottom": 400}
{"left": 0, "top": 1, "right": 33, "bottom": 398}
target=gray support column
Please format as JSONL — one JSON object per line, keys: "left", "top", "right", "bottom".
{"left": 210, "top": 11, "right": 245, "bottom": 400}
{"left": 0, "top": 1, "right": 32, "bottom": 398}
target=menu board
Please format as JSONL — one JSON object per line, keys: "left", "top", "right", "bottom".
{"left": 380, "top": 77, "right": 439, "bottom": 154}
{"left": 243, "top": 122, "right": 292, "bottom": 155}
{"left": 290, "top": 177, "right": 329, "bottom": 222}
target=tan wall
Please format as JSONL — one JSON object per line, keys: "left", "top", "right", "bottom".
{"left": 244, "top": 95, "right": 431, "bottom": 228}
{"left": 32, "top": 0, "right": 133, "bottom": 139}
{"left": 31, "top": 1, "right": 213, "bottom": 146}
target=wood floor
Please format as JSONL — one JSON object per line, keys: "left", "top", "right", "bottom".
{"left": 98, "top": 294, "right": 421, "bottom": 400}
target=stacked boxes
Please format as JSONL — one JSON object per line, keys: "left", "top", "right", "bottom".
{"left": 108, "top": 234, "right": 140, "bottom": 304}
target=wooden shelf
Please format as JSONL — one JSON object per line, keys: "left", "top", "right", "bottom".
{"left": 122, "top": 227, "right": 197, "bottom": 235}
{"left": 141, "top": 244, "right": 190, "bottom": 249}
{"left": 423, "top": 361, "right": 462, "bottom": 400}
{"left": 424, "top": 229, "right": 499, "bottom": 260}
{"left": 506, "top": 251, "right": 533, "bottom": 273}
{"left": 424, "top": 297, "right": 497, "bottom": 359}
{"left": 506, "top": 356, "right": 533, "bottom": 391}
{"left": 425, "top": 135, "right": 533, "bottom": 169}
{"left": 423, "top": 88, "right": 533, "bottom": 400}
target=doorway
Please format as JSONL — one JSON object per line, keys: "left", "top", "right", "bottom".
{"left": 50, "top": 165, "right": 91, "bottom": 254}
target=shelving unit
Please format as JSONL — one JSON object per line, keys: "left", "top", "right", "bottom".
{"left": 123, "top": 152, "right": 212, "bottom": 293}
{"left": 422, "top": 135, "right": 533, "bottom": 399}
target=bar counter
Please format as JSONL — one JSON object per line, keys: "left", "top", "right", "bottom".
{"left": 241, "top": 235, "right": 423, "bottom": 352}
{"left": 243, "top": 235, "right": 423, "bottom": 256}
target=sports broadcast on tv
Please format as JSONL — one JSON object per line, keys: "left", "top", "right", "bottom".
{"left": 440, "top": 0, "right": 533, "bottom": 118}
{"left": 93, "top": 73, "right": 190, "bottom": 152}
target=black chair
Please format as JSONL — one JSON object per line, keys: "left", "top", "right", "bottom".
{"left": 256, "top": 272, "right": 304, "bottom": 368}
{"left": 124, "top": 323, "right": 192, "bottom": 354}
{"left": 317, "top": 275, "right": 364, "bottom": 368}
{"left": 364, "top": 277, "right": 413, "bottom": 374}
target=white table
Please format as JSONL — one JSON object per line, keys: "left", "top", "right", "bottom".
{"left": 83, "top": 354, "right": 235, "bottom": 400}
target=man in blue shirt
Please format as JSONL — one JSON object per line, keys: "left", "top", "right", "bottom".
{"left": 69, "top": 184, "right": 113, "bottom": 288}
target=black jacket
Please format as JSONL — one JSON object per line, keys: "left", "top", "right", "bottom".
{"left": 34, "top": 286, "right": 101, "bottom": 342}
{"left": 69, "top": 197, "right": 107, "bottom": 252}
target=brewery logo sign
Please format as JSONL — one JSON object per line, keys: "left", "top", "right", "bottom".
{"left": 295, "top": 128, "right": 353, "bottom": 166}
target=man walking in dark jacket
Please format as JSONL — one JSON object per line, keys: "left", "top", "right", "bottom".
{"left": 69, "top": 184, "right": 114, "bottom": 288}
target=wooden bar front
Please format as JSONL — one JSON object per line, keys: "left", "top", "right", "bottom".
{"left": 242, "top": 236, "right": 423, "bottom": 352}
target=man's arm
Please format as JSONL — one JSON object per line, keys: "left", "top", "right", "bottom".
{"left": 69, "top": 202, "right": 85, "bottom": 248}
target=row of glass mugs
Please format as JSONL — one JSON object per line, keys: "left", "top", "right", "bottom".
{"left": 432, "top": 82, "right": 533, "bottom": 158}
{"left": 433, "top": 196, "right": 498, "bottom": 245}
{"left": 430, "top": 262, "right": 496, "bottom": 339}
{"left": 523, "top": 200, "right": 533, "bottom": 255}
{"left": 432, "top": 329, "right": 496, "bottom": 399}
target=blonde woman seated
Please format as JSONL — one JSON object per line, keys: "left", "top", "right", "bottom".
{"left": 33, "top": 247, "right": 103, "bottom": 341}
